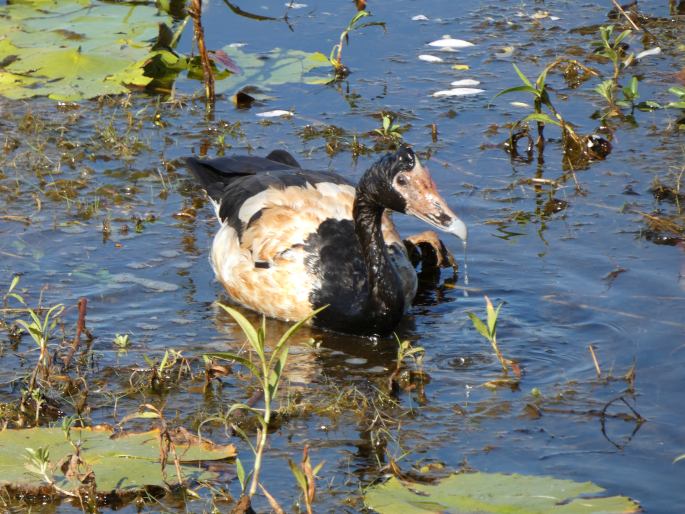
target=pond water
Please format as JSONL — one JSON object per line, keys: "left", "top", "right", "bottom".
{"left": 0, "top": 0, "right": 684, "bottom": 512}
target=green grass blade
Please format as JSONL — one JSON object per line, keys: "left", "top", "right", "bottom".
{"left": 492, "top": 85, "right": 539, "bottom": 100}
{"left": 218, "top": 303, "right": 261, "bottom": 352}
{"left": 467, "top": 313, "right": 490, "bottom": 341}
{"left": 204, "top": 352, "right": 260, "bottom": 379}
{"left": 512, "top": 63, "right": 534, "bottom": 88}
{"left": 270, "top": 305, "right": 327, "bottom": 367}
{"left": 288, "top": 458, "right": 308, "bottom": 493}
{"left": 8, "top": 275, "right": 19, "bottom": 293}
{"left": 522, "top": 112, "right": 562, "bottom": 127}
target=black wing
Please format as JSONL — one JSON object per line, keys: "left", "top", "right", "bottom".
{"left": 186, "top": 150, "right": 352, "bottom": 233}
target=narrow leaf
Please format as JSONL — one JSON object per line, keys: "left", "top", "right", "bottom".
{"left": 218, "top": 304, "right": 261, "bottom": 351}
{"left": 204, "top": 352, "right": 260, "bottom": 379}
{"left": 521, "top": 112, "right": 562, "bottom": 127}
{"left": 271, "top": 305, "right": 327, "bottom": 366}
{"left": 492, "top": 85, "right": 540, "bottom": 100}
{"left": 236, "top": 458, "right": 246, "bottom": 492}
{"left": 614, "top": 29, "right": 632, "bottom": 46}
{"left": 512, "top": 63, "right": 534, "bottom": 88}
{"left": 288, "top": 459, "right": 308, "bottom": 493}
{"left": 467, "top": 313, "right": 490, "bottom": 341}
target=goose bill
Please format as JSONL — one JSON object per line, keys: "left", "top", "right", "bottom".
{"left": 399, "top": 162, "right": 467, "bottom": 241}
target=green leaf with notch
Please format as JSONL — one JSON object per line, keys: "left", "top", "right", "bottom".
{"left": 0, "top": 426, "right": 236, "bottom": 495}
{"left": 364, "top": 472, "right": 641, "bottom": 514}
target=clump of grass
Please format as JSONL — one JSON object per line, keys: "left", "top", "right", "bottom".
{"left": 373, "top": 113, "right": 403, "bottom": 145}
{"left": 141, "top": 348, "right": 192, "bottom": 392}
{"left": 388, "top": 335, "right": 425, "bottom": 392}
{"left": 113, "top": 333, "right": 130, "bottom": 349}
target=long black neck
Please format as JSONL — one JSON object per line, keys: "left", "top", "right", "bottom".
{"left": 353, "top": 191, "right": 405, "bottom": 334}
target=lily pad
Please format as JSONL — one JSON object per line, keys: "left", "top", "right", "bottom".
{"left": 0, "top": 0, "right": 163, "bottom": 100}
{"left": 215, "top": 46, "right": 330, "bottom": 94}
{"left": 0, "top": 426, "right": 236, "bottom": 494}
{"left": 364, "top": 472, "right": 640, "bottom": 514}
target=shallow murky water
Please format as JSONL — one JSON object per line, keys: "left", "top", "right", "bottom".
{"left": 1, "top": 0, "right": 684, "bottom": 512}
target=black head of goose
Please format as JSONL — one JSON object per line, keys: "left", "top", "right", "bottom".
{"left": 186, "top": 144, "right": 466, "bottom": 336}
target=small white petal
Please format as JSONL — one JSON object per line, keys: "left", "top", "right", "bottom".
{"left": 510, "top": 101, "right": 532, "bottom": 108}
{"left": 256, "top": 110, "right": 293, "bottom": 118}
{"left": 418, "top": 54, "right": 444, "bottom": 63}
{"left": 412, "top": 14, "right": 429, "bottom": 21}
{"left": 550, "top": 16, "right": 560, "bottom": 20}
{"left": 636, "top": 47, "right": 661, "bottom": 59}
{"left": 450, "top": 79, "right": 480, "bottom": 87}
{"left": 432, "top": 87, "right": 485, "bottom": 97}
{"left": 428, "top": 38, "right": 474, "bottom": 49}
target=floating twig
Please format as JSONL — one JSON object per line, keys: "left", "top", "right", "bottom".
{"left": 588, "top": 344, "right": 602, "bottom": 378}
{"left": 610, "top": 0, "right": 641, "bottom": 32}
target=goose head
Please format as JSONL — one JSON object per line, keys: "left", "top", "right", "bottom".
{"left": 358, "top": 144, "right": 467, "bottom": 241}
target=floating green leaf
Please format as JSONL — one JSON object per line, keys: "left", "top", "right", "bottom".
{"left": 0, "top": 0, "right": 163, "bottom": 100}
{"left": 215, "top": 46, "right": 331, "bottom": 94}
{"left": 364, "top": 472, "right": 640, "bottom": 514}
{"left": 0, "top": 426, "right": 236, "bottom": 494}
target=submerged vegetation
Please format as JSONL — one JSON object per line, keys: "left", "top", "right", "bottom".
{"left": 0, "top": 0, "right": 683, "bottom": 512}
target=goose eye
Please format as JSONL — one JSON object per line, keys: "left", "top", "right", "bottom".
{"left": 396, "top": 174, "right": 408, "bottom": 187}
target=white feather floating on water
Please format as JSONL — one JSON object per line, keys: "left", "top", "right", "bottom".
{"left": 412, "top": 14, "right": 429, "bottom": 21}
{"left": 432, "top": 87, "right": 485, "bottom": 98}
{"left": 450, "top": 79, "right": 480, "bottom": 87}
{"left": 255, "top": 110, "right": 293, "bottom": 118}
{"left": 418, "top": 54, "right": 444, "bottom": 63}
{"left": 428, "top": 38, "right": 474, "bottom": 50}
{"left": 636, "top": 47, "right": 661, "bottom": 60}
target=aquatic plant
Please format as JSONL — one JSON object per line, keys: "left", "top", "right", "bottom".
{"left": 667, "top": 86, "right": 685, "bottom": 109}
{"left": 666, "top": 86, "right": 685, "bottom": 130}
{"left": 364, "top": 471, "right": 641, "bottom": 512}
{"left": 288, "top": 445, "right": 324, "bottom": 514}
{"left": 468, "top": 296, "right": 519, "bottom": 377}
{"left": 16, "top": 303, "right": 64, "bottom": 392}
{"left": 596, "top": 75, "right": 661, "bottom": 118}
{"left": 388, "top": 335, "right": 425, "bottom": 392}
{"left": 113, "top": 333, "right": 130, "bottom": 349}
{"left": 495, "top": 62, "right": 584, "bottom": 151}
{"left": 373, "top": 113, "right": 404, "bottom": 143}
{"left": 329, "top": 10, "right": 385, "bottom": 79}
{"left": 592, "top": 25, "right": 633, "bottom": 81}
{"left": 203, "top": 304, "right": 324, "bottom": 506}
{"left": 3, "top": 424, "right": 236, "bottom": 499}
{"left": 142, "top": 349, "right": 191, "bottom": 391}
{"left": 495, "top": 60, "right": 612, "bottom": 170}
